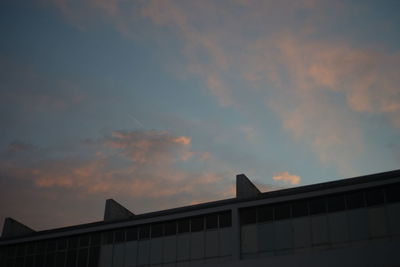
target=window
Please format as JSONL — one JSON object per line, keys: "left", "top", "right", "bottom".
{"left": 36, "top": 242, "right": 46, "bottom": 254}
{"left": 65, "top": 250, "right": 77, "bottom": 267}
{"left": 90, "top": 233, "right": 101, "bottom": 247}
{"left": 258, "top": 205, "right": 274, "bottom": 222}
{"left": 88, "top": 247, "right": 100, "bottom": 267}
{"left": 55, "top": 252, "right": 66, "bottom": 267}
{"left": 326, "top": 195, "right": 345, "bottom": 212}
{"left": 25, "top": 255, "right": 35, "bottom": 267}
{"left": 385, "top": 183, "right": 400, "bottom": 203}
{"left": 35, "top": 254, "right": 45, "bottom": 267}
{"left": 57, "top": 239, "right": 67, "bottom": 251}
{"left": 206, "top": 214, "right": 218, "bottom": 229}
{"left": 139, "top": 225, "right": 150, "bottom": 239}
{"left": 346, "top": 191, "right": 365, "bottom": 209}
{"left": 79, "top": 235, "right": 90, "bottom": 247}
{"left": 15, "top": 257, "right": 24, "bottom": 267}
{"left": 103, "top": 231, "right": 114, "bottom": 245}
{"left": 292, "top": 201, "right": 308, "bottom": 217}
{"left": 126, "top": 227, "right": 138, "bottom": 241}
{"left": 27, "top": 243, "right": 36, "bottom": 255}
{"left": 274, "top": 203, "right": 291, "bottom": 220}
{"left": 164, "top": 221, "right": 177, "bottom": 236}
{"left": 45, "top": 253, "right": 55, "bottom": 267}
{"left": 151, "top": 223, "right": 164, "bottom": 238}
{"left": 16, "top": 244, "right": 25, "bottom": 257}
{"left": 309, "top": 197, "right": 326, "bottom": 215}
{"left": 77, "top": 248, "right": 88, "bottom": 267}
{"left": 68, "top": 237, "right": 78, "bottom": 249}
{"left": 240, "top": 208, "right": 257, "bottom": 225}
{"left": 178, "top": 219, "right": 190, "bottom": 234}
{"left": 191, "top": 216, "right": 204, "bottom": 232}
{"left": 365, "top": 188, "right": 384, "bottom": 206}
{"left": 46, "top": 241, "right": 56, "bottom": 253}
{"left": 114, "top": 229, "right": 125, "bottom": 243}
{"left": 219, "top": 211, "right": 232, "bottom": 228}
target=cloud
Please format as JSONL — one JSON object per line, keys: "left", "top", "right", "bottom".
{"left": 138, "top": 2, "right": 400, "bottom": 174}
{"left": 43, "top": 0, "right": 400, "bottom": 175}
{"left": 272, "top": 171, "right": 301, "bottom": 185}
{"left": 104, "top": 130, "right": 193, "bottom": 164}
{"left": 0, "top": 130, "right": 237, "bottom": 229}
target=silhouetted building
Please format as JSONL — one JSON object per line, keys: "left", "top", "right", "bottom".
{"left": 1, "top": 170, "right": 400, "bottom": 267}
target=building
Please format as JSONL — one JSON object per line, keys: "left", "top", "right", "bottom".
{"left": 1, "top": 169, "right": 400, "bottom": 267}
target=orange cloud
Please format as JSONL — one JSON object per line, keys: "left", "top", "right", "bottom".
{"left": 105, "top": 130, "right": 193, "bottom": 164}
{"left": 273, "top": 171, "right": 301, "bottom": 185}
{"left": 0, "top": 130, "right": 235, "bottom": 212}
{"left": 44, "top": 0, "right": 400, "bottom": 175}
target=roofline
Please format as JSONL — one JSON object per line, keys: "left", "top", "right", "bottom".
{"left": 1, "top": 169, "right": 400, "bottom": 243}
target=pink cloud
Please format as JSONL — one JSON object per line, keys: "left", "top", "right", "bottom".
{"left": 0, "top": 130, "right": 234, "bottom": 212}
{"left": 42, "top": 0, "right": 400, "bottom": 175}
{"left": 272, "top": 171, "right": 301, "bottom": 185}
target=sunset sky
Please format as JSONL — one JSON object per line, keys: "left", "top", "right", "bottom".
{"left": 1, "top": 0, "right": 399, "bottom": 231}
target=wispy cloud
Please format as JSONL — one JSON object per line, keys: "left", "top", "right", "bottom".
{"left": 0, "top": 129, "right": 237, "bottom": 228}
{"left": 43, "top": 0, "right": 400, "bottom": 176}
{"left": 272, "top": 171, "right": 301, "bottom": 185}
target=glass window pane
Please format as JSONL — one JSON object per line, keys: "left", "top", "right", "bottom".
{"left": 386, "top": 183, "right": 400, "bottom": 203}
{"left": 190, "top": 216, "right": 204, "bottom": 232}
{"left": 103, "top": 231, "right": 113, "bottom": 245}
{"left": 309, "top": 198, "right": 326, "bottom": 215}
{"left": 27, "top": 243, "right": 36, "bottom": 255}
{"left": 16, "top": 244, "right": 25, "bottom": 257}
{"left": 275, "top": 203, "right": 291, "bottom": 220}
{"left": 114, "top": 229, "right": 125, "bottom": 243}
{"left": 79, "top": 235, "right": 90, "bottom": 247}
{"left": 55, "top": 251, "right": 66, "bottom": 267}
{"left": 151, "top": 223, "right": 164, "bottom": 238}
{"left": 35, "top": 254, "right": 44, "bottom": 267}
{"left": 68, "top": 237, "right": 78, "bottom": 249}
{"left": 47, "top": 241, "right": 56, "bottom": 253}
{"left": 292, "top": 201, "right": 308, "bottom": 217}
{"left": 258, "top": 205, "right": 274, "bottom": 222}
{"left": 206, "top": 214, "right": 218, "bottom": 229}
{"left": 6, "top": 259, "right": 15, "bottom": 267}
{"left": 15, "top": 257, "right": 24, "bottom": 267}
{"left": 346, "top": 191, "right": 365, "bottom": 209}
{"left": 77, "top": 248, "right": 88, "bottom": 267}
{"left": 219, "top": 211, "right": 232, "bottom": 228}
{"left": 240, "top": 208, "right": 257, "bottom": 225}
{"left": 57, "top": 239, "right": 67, "bottom": 250}
{"left": 178, "top": 219, "right": 190, "bottom": 233}
{"left": 327, "top": 195, "right": 345, "bottom": 212}
{"left": 90, "top": 233, "right": 101, "bottom": 247}
{"left": 88, "top": 247, "right": 100, "bottom": 267}
{"left": 36, "top": 242, "right": 46, "bottom": 254}
{"left": 126, "top": 227, "right": 138, "bottom": 241}
{"left": 366, "top": 188, "right": 384, "bottom": 206}
{"left": 139, "top": 225, "right": 150, "bottom": 239}
{"left": 45, "top": 253, "right": 55, "bottom": 267}
{"left": 25, "top": 255, "right": 35, "bottom": 267}
{"left": 164, "top": 221, "right": 177, "bottom": 236}
{"left": 66, "top": 250, "right": 77, "bottom": 267}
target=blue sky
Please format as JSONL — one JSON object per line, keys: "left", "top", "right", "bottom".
{"left": 0, "top": 0, "right": 399, "bottom": 231}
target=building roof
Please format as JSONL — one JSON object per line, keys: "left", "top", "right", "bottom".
{"left": 1, "top": 169, "right": 400, "bottom": 244}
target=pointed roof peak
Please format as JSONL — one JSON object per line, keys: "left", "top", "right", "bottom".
{"left": 236, "top": 173, "right": 261, "bottom": 199}
{"left": 104, "top": 199, "right": 134, "bottom": 222}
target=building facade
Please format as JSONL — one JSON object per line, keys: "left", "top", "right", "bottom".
{"left": 1, "top": 170, "right": 400, "bottom": 267}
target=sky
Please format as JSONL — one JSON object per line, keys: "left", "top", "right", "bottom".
{"left": 0, "top": 0, "right": 399, "bottom": 232}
